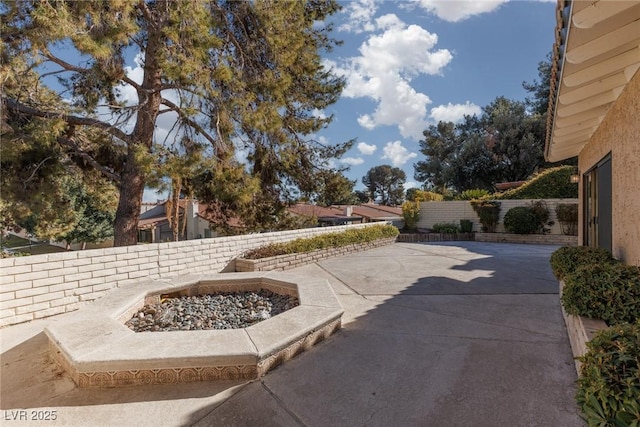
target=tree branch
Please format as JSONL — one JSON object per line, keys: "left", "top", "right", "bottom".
{"left": 23, "top": 156, "right": 52, "bottom": 185}
{"left": 56, "top": 136, "right": 122, "bottom": 184}
{"left": 41, "top": 49, "right": 90, "bottom": 73}
{"left": 4, "top": 98, "right": 132, "bottom": 143}
{"left": 160, "top": 98, "right": 224, "bottom": 152}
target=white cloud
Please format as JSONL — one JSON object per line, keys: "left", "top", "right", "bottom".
{"left": 381, "top": 141, "right": 417, "bottom": 167}
{"left": 403, "top": 181, "right": 419, "bottom": 190}
{"left": 338, "top": 0, "right": 377, "bottom": 33}
{"left": 340, "top": 157, "right": 365, "bottom": 166}
{"left": 409, "top": 0, "right": 509, "bottom": 23}
{"left": 311, "top": 108, "right": 326, "bottom": 119}
{"left": 430, "top": 101, "right": 481, "bottom": 123}
{"left": 375, "top": 13, "right": 404, "bottom": 31}
{"left": 329, "top": 16, "right": 453, "bottom": 140}
{"left": 357, "top": 142, "right": 377, "bottom": 155}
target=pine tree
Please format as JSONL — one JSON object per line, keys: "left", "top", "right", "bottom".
{"left": 1, "top": 0, "right": 346, "bottom": 245}
{"left": 362, "top": 165, "right": 406, "bottom": 206}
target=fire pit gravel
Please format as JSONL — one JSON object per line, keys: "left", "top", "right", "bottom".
{"left": 125, "top": 290, "right": 299, "bottom": 332}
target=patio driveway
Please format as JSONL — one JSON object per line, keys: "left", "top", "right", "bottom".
{"left": 0, "top": 242, "right": 583, "bottom": 426}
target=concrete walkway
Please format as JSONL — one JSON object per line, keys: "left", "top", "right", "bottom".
{"left": 0, "top": 242, "right": 583, "bottom": 426}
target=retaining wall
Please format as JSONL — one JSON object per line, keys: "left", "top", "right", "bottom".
{"left": 0, "top": 223, "right": 381, "bottom": 328}
{"left": 235, "top": 237, "right": 396, "bottom": 272}
{"left": 474, "top": 233, "right": 578, "bottom": 246}
{"left": 417, "top": 199, "right": 579, "bottom": 235}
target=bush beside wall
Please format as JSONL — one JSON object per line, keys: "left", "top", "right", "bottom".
{"left": 417, "top": 199, "right": 578, "bottom": 235}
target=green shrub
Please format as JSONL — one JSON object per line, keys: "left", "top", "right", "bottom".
{"left": 503, "top": 201, "right": 552, "bottom": 234}
{"left": 432, "top": 223, "right": 460, "bottom": 234}
{"left": 562, "top": 263, "right": 640, "bottom": 325}
{"left": 556, "top": 203, "right": 578, "bottom": 236}
{"left": 459, "top": 219, "right": 473, "bottom": 233}
{"left": 503, "top": 206, "right": 539, "bottom": 234}
{"left": 470, "top": 201, "right": 501, "bottom": 233}
{"left": 242, "top": 224, "right": 399, "bottom": 259}
{"left": 550, "top": 246, "right": 617, "bottom": 281}
{"left": 401, "top": 201, "right": 420, "bottom": 232}
{"left": 457, "top": 189, "right": 490, "bottom": 200}
{"left": 496, "top": 166, "right": 578, "bottom": 199}
{"left": 577, "top": 322, "right": 640, "bottom": 426}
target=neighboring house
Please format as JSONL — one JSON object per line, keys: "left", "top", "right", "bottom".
{"left": 138, "top": 200, "right": 219, "bottom": 243}
{"left": 545, "top": 0, "right": 640, "bottom": 265}
{"left": 288, "top": 203, "right": 404, "bottom": 228}
{"left": 138, "top": 201, "right": 403, "bottom": 243}
{"left": 338, "top": 203, "right": 404, "bottom": 229}
{"left": 287, "top": 204, "right": 363, "bottom": 226}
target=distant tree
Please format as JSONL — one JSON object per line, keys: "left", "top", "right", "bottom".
{"left": 55, "top": 177, "right": 117, "bottom": 249}
{"left": 414, "top": 96, "right": 546, "bottom": 192}
{"left": 414, "top": 118, "right": 496, "bottom": 193}
{"left": 482, "top": 96, "right": 545, "bottom": 183}
{"left": 522, "top": 53, "right": 578, "bottom": 168}
{"left": 362, "top": 165, "right": 406, "bottom": 206}
{"left": 2, "top": 0, "right": 346, "bottom": 245}
{"left": 311, "top": 170, "right": 358, "bottom": 207}
{"left": 353, "top": 190, "right": 371, "bottom": 204}
{"left": 523, "top": 53, "right": 552, "bottom": 115}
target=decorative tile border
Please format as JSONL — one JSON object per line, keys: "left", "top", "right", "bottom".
{"left": 49, "top": 319, "right": 341, "bottom": 388}
{"left": 257, "top": 319, "right": 341, "bottom": 376}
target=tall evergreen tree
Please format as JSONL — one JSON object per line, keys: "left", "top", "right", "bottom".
{"left": 1, "top": 0, "right": 346, "bottom": 245}
{"left": 523, "top": 53, "right": 552, "bottom": 116}
{"left": 362, "top": 165, "right": 406, "bottom": 206}
{"left": 482, "top": 96, "right": 545, "bottom": 183}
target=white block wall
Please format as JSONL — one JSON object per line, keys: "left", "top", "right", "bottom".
{"left": 417, "top": 199, "right": 579, "bottom": 234}
{"left": 0, "top": 223, "right": 381, "bottom": 327}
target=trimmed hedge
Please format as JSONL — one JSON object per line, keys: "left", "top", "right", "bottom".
{"left": 242, "top": 224, "right": 399, "bottom": 259}
{"left": 432, "top": 223, "right": 461, "bottom": 234}
{"left": 577, "top": 322, "right": 640, "bottom": 426}
{"left": 503, "top": 201, "right": 551, "bottom": 234}
{"left": 562, "top": 263, "right": 640, "bottom": 325}
{"left": 550, "top": 246, "right": 617, "bottom": 281}
{"left": 497, "top": 166, "right": 578, "bottom": 199}
{"left": 503, "top": 206, "right": 540, "bottom": 234}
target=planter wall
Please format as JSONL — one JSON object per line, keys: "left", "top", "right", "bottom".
{"left": 559, "top": 280, "right": 608, "bottom": 374}
{"left": 396, "top": 233, "right": 474, "bottom": 243}
{"left": 235, "top": 237, "right": 396, "bottom": 272}
{"left": 475, "top": 233, "right": 578, "bottom": 246}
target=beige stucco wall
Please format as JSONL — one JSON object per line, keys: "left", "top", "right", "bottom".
{"left": 578, "top": 70, "right": 640, "bottom": 266}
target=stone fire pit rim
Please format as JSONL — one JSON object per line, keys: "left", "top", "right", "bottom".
{"left": 44, "top": 271, "right": 344, "bottom": 386}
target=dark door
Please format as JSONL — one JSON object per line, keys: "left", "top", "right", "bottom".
{"left": 584, "top": 154, "right": 612, "bottom": 252}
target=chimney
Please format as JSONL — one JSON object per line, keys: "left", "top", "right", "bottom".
{"left": 344, "top": 206, "right": 353, "bottom": 217}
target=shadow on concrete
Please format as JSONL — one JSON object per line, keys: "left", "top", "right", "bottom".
{"left": 0, "top": 242, "right": 582, "bottom": 426}
{"left": 0, "top": 331, "right": 246, "bottom": 410}
{"left": 183, "top": 242, "right": 583, "bottom": 427}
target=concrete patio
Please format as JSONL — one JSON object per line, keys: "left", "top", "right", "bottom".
{"left": 0, "top": 242, "right": 583, "bottom": 426}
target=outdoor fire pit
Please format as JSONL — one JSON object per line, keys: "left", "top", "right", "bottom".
{"left": 45, "top": 272, "right": 343, "bottom": 388}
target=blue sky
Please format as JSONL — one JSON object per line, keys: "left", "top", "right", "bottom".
{"left": 316, "top": 0, "right": 557, "bottom": 192}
